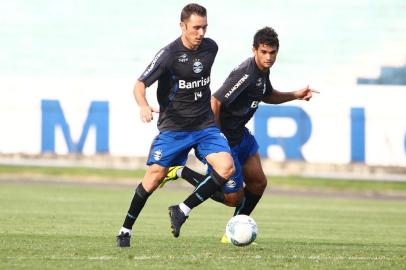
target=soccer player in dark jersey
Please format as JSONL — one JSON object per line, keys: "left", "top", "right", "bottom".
{"left": 116, "top": 3, "right": 235, "bottom": 247}
{"left": 161, "top": 26, "right": 318, "bottom": 243}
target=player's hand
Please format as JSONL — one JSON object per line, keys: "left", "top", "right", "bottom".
{"left": 140, "top": 106, "right": 159, "bottom": 123}
{"left": 296, "top": 85, "right": 320, "bottom": 101}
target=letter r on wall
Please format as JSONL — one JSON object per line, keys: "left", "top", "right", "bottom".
{"left": 254, "top": 105, "right": 312, "bottom": 160}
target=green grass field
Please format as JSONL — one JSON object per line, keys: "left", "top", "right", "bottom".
{"left": 0, "top": 180, "right": 405, "bottom": 269}
{"left": 1, "top": 164, "right": 406, "bottom": 194}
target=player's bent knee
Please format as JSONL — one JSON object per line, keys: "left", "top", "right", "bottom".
{"left": 215, "top": 163, "right": 235, "bottom": 180}
{"left": 208, "top": 153, "right": 235, "bottom": 179}
{"left": 246, "top": 176, "right": 267, "bottom": 194}
{"left": 257, "top": 181, "right": 267, "bottom": 193}
{"left": 258, "top": 177, "right": 268, "bottom": 190}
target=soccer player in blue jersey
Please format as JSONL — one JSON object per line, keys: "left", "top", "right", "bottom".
{"left": 161, "top": 27, "right": 318, "bottom": 242}
{"left": 116, "top": 3, "right": 235, "bottom": 247}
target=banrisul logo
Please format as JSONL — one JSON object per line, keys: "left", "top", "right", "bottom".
{"left": 179, "top": 76, "right": 210, "bottom": 89}
{"left": 143, "top": 50, "right": 165, "bottom": 77}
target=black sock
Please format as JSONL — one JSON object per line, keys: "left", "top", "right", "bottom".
{"left": 123, "top": 183, "right": 152, "bottom": 229}
{"left": 181, "top": 166, "right": 225, "bottom": 203}
{"left": 183, "top": 170, "right": 227, "bottom": 209}
{"left": 211, "top": 191, "right": 225, "bottom": 203}
{"left": 181, "top": 166, "right": 205, "bottom": 187}
{"left": 234, "top": 188, "right": 262, "bottom": 216}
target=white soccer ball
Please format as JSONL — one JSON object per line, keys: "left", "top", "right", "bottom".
{"left": 225, "top": 215, "right": 258, "bottom": 246}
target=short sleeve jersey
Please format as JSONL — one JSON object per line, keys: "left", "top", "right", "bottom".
{"left": 213, "top": 57, "right": 273, "bottom": 146}
{"left": 138, "top": 37, "right": 218, "bottom": 131}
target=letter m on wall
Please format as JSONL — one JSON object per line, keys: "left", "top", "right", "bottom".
{"left": 41, "top": 99, "right": 109, "bottom": 153}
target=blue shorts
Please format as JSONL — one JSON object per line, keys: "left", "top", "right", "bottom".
{"left": 207, "top": 127, "right": 259, "bottom": 194}
{"left": 147, "top": 126, "right": 231, "bottom": 167}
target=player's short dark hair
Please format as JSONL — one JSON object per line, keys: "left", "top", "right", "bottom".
{"left": 253, "top": 27, "right": 279, "bottom": 50}
{"left": 181, "top": 3, "right": 207, "bottom": 22}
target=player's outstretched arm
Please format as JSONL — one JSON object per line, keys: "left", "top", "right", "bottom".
{"left": 262, "top": 86, "right": 319, "bottom": 104}
{"left": 295, "top": 85, "right": 320, "bottom": 101}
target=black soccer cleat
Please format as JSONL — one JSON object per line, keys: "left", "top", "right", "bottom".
{"left": 116, "top": 232, "right": 131, "bottom": 247}
{"left": 168, "top": 205, "right": 188, "bottom": 238}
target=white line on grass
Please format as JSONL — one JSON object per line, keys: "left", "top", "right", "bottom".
{"left": 3, "top": 255, "right": 393, "bottom": 261}
{"left": 272, "top": 255, "right": 390, "bottom": 261}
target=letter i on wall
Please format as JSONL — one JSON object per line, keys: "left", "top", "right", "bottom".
{"left": 350, "top": 107, "right": 365, "bottom": 163}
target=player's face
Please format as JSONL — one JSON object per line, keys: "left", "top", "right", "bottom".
{"left": 180, "top": 14, "right": 208, "bottom": 50}
{"left": 253, "top": 44, "right": 278, "bottom": 71}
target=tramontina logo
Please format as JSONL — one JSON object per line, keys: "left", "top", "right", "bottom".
{"left": 226, "top": 179, "right": 237, "bottom": 189}
{"left": 179, "top": 76, "right": 210, "bottom": 89}
{"left": 153, "top": 149, "right": 163, "bottom": 161}
{"left": 178, "top": 53, "right": 188, "bottom": 63}
{"left": 225, "top": 74, "right": 249, "bottom": 98}
{"left": 193, "top": 60, "right": 203, "bottom": 73}
{"left": 143, "top": 50, "right": 165, "bottom": 77}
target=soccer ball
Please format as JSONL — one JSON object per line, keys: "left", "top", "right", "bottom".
{"left": 225, "top": 215, "right": 257, "bottom": 246}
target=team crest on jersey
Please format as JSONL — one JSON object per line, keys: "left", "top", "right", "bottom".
{"left": 153, "top": 149, "right": 163, "bottom": 161}
{"left": 193, "top": 59, "right": 203, "bottom": 73}
{"left": 178, "top": 53, "right": 188, "bottom": 63}
{"left": 226, "top": 179, "right": 237, "bottom": 189}
{"left": 256, "top": 78, "right": 263, "bottom": 86}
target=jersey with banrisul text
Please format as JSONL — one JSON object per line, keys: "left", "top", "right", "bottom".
{"left": 138, "top": 37, "right": 217, "bottom": 131}
{"left": 213, "top": 57, "right": 273, "bottom": 147}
